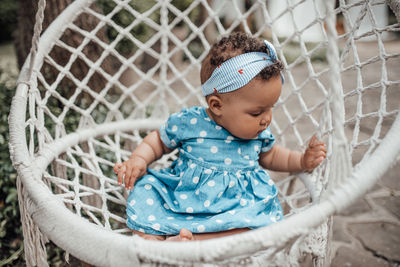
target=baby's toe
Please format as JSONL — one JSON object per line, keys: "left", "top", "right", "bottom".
{"left": 179, "top": 228, "right": 194, "bottom": 241}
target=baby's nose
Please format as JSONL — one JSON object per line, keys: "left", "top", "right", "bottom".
{"left": 260, "top": 115, "right": 271, "bottom": 126}
{"left": 260, "top": 118, "right": 268, "bottom": 126}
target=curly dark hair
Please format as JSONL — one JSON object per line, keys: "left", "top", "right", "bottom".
{"left": 200, "top": 32, "right": 284, "bottom": 84}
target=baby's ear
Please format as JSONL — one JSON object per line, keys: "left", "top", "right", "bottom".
{"left": 207, "top": 95, "right": 223, "bottom": 116}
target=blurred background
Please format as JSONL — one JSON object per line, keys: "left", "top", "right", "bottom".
{"left": 0, "top": 0, "right": 399, "bottom": 266}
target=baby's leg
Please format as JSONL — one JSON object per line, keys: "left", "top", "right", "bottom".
{"left": 166, "top": 228, "right": 249, "bottom": 241}
{"left": 132, "top": 230, "right": 166, "bottom": 241}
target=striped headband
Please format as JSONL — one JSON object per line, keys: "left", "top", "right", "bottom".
{"left": 201, "top": 40, "right": 284, "bottom": 96}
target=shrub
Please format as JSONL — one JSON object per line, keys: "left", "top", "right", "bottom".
{"left": 0, "top": 78, "right": 23, "bottom": 266}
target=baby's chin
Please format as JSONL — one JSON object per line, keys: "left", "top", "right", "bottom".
{"left": 231, "top": 131, "right": 260, "bottom": 140}
{"left": 223, "top": 126, "right": 260, "bottom": 140}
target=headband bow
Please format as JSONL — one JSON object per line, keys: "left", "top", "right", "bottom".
{"left": 201, "top": 40, "right": 284, "bottom": 96}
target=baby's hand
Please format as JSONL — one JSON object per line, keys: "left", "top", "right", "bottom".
{"left": 113, "top": 156, "right": 147, "bottom": 189}
{"left": 301, "top": 136, "right": 327, "bottom": 171}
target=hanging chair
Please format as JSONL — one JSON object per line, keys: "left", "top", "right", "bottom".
{"left": 9, "top": 0, "right": 400, "bottom": 266}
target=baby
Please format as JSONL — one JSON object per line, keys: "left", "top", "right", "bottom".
{"left": 114, "top": 32, "right": 326, "bottom": 241}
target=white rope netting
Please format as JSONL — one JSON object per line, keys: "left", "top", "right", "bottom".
{"left": 9, "top": 0, "right": 400, "bottom": 266}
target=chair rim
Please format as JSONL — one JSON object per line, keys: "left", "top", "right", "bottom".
{"left": 9, "top": 78, "right": 400, "bottom": 264}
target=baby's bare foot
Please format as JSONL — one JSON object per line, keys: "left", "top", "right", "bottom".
{"left": 166, "top": 228, "right": 194, "bottom": 242}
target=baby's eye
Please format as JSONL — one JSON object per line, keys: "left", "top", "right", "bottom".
{"left": 250, "top": 112, "right": 262, "bottom": 117}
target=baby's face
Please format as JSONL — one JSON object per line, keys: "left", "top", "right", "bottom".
{"left": 217, "top": 75, "right": 282, "bottom": 139}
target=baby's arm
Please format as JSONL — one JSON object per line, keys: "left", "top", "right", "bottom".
{"left": 113, "top": 130, "right": 171, "bottom": 189}
{"left": 259, "top": 136, "right": 326, "bottom": 172}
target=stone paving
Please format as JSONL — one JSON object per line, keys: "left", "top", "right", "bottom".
{"left": 330, "top": 161, "right": 400, "bottom": 267}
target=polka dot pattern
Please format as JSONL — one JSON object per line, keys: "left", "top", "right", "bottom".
{"left": 126, "top": 106, "right": 282, "bottom": 235}
{"left": 186, "top": 207, "right": 194, "bottom": 213}
{"left": 207, "top": 180, "right": 216, "bottom": 187}
{"left": 152, "top": 223, "right": 161, "bottom": 230}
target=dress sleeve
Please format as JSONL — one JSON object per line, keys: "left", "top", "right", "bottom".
{"left": 260, "top": 127, "right": 275, "bottom": 153}
{"left": 159, "top": 110, "right": 186, "bottom": 149}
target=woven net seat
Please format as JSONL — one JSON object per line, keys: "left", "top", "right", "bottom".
{"left": 9, "top": 0, "right": 400, "bottom": 266}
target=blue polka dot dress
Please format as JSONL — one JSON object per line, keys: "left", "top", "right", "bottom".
{"left": 126, "top": 106, "right": 283, "bottom": 235}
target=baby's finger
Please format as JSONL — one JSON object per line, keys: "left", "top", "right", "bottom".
{"left": 125, "top": 166, "right": 137, "bottom": 189}
{"left": 309, "top": 136, "right": 326, "bottom": 149}
{"left": 310, "top": 149, "right": 326, "bottom": 158}
{"left": 304, "top": 151, "right": 324, "bottom": 169}
{"left": 309, "top": 135, "right": 318, "bottom": 147}
{"left": 310, "top": 135, "right": 317, "bottom": 144}
{"left": 308, "top": 144, "right": 327, "bottom": 154}
{"left": 307, "top": 153, "right": 326, "bottom": 165}
{"left": 128, "top": 168, "right": 141, "bottom": 189}
{"left": 317, "top": 144, "right": 327, "bottom": 153}
{"left": 124, "top": 165, "right": 134, "bottom": 188}
{"left": 113, "top": 162, "right": 120, "bottom": 174}
{"left": 117, "top": 165, "right": 126, "bottom": 185}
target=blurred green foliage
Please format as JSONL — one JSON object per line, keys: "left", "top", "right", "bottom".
{"left": 95, "top": 0, "right": 203, "bottom": 59}
{"left": 0, "top": 79, "right": 22, "bottom": 265}
{"left": 96, "top": 0, "right": 160, "bottom": 57}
